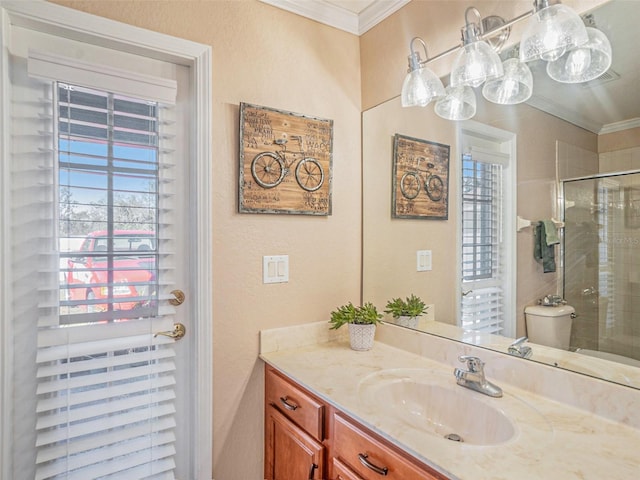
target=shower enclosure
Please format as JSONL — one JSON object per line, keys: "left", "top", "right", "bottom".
{"left": 563, "top": 171, "right": 640, "bottom": 364}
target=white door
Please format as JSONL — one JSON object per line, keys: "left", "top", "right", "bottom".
{"left": 458, "top": 122, "right": 516, "bottom": 338}
{"left": 1, "top": 4, "right": 212, "bottom": 479}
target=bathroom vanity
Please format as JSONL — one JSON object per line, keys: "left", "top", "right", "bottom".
{"left": 260, "top": 322, "right": 640, "bottom": 480}
{"left": 265, "top": 364, "right": 447, "bottom": 479}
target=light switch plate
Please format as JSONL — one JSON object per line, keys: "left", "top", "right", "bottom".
{"left": 263, "top": 255, "right": 289, "bottom": 284}
{"left": 417, "top": 250, "right": 432, "bottom": 272}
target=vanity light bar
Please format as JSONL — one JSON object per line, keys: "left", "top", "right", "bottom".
{"left": 415, "top": 10, "right": 534, "bottom": 68}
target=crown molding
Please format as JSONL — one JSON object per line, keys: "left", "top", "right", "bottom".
{"left": 259, "top": 0, "right": 408, "bottom": 35}
{"left": 359, "top": 0, "right": 410, "bottom": 34}
{"left": 599, "top": 118, "right": 640, "bottom": 135}
{"left": 527, "top": 94, "right": 602, "bottom": 134}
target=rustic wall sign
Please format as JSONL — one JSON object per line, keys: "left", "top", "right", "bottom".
{"left": 392, "top": 133, "right": 450, "bottom": 220}
{"left": 239, "top": 103, "right": 333, "bottom": 215}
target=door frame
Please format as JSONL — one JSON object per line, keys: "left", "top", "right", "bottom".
{"left": 0, "top": 1, "right": 213, "bottom": 479}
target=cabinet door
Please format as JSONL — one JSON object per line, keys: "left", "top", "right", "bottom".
{"left": 265, "top": 406, "right": 325, "bottom": 480}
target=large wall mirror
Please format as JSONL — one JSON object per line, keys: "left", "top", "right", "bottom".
{"left": 363, "top": 0, "right": 640, "bottom": 390}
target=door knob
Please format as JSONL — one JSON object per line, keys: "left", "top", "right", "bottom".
{"left": 154, "top": 322, "right": 186, "bottom": 340}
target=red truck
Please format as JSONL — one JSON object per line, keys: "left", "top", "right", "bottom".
{"left": 65, "top": 230, "right": 156, "bottom": 313}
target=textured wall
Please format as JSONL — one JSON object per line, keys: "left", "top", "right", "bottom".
{"left": 50, "top": 1, "right": 362, "bottom": 479}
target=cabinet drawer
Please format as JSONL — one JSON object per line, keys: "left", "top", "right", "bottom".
{"left": 332, "top": 457, "right": 364, "bottom": 480}
{"left": 333, "top": 413, "right": 445, "bottom": 480}
{"left": 265, "top": 366, "right": 324, "bottom": 440}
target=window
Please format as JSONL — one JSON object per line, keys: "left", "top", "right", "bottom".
{"left": 461, "top": 155, "right": 500, "bottom": 282}
{"left": 58, "top": 83, "right": 161, "bottom": 325}
{"left": 458, "top": 126, "right": 515, "bottom": 338}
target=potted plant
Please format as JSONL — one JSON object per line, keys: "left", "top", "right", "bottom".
{"left": 384, "top": 294, "right": 428, "bottom": 329}
{"left": 329, "top": 301, "right": 383, "bottom": 351}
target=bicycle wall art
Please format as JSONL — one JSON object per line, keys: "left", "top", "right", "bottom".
{"left": 392, "top": 134, "right": 450, "bottom": 220}
{"left": 239, "top": 103, "right": 333, "bottom": 215}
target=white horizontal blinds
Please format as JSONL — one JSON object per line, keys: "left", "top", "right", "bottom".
{"left": 9, "top": 57, "right": 57, "bottom": 480}
{"left": 32, "top": 80, "right": 179, "bottom": 479}
{"left": 57, "top": 83, "right": 166, "bottom": 324}
{"left": 461, "top": 151, "right": 506, "bottom": 335}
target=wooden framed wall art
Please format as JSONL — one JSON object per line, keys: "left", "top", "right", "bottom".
{"left": 392, "top": 133, "right": 450, "bottom": 220}
{"left": 239, "top": 103, "right": 333, "bottom": 215}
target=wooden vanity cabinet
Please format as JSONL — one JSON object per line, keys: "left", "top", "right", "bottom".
{"left": 332, "top": 457, "right": 365, "bottom": 480}
{"left": 331, "top": 413, "right": 448, "bottom": 480}
{"left": 265, "top": 406, "right": 324, "bottom": 480}
{"left": 264, "top": 364, "right": 450, "bottom": 480}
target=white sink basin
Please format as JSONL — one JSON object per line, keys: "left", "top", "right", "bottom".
{"left": 358, "top": 369, "right": 551, "bottom": 447}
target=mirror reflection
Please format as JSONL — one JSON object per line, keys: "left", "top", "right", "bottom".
{"left": 363, "top": 0, "right": 640, "bottom": 389}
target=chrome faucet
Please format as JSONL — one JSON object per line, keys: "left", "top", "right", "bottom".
{"left": 454, "top": 355, "right": 503, "bottom": 398}
{"left": 508, "top": 336, "right": 533, "bottom": 359}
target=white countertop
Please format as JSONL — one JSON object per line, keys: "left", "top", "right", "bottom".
{"left": 260, "top": 328, "right": 640, "bottom": 480}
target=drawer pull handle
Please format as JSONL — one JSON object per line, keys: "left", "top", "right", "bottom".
{"left": 358, "top": 453, "right": 388, "bottom": 476}
{"left": 279, "top": 396, "right": 299, "bottom": 411}
{"left": 308, "top": 462, "right": 318, "bottom": 479}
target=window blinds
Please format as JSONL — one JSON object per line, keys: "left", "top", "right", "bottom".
{"left": 461, "top": 152, "right": 506, "bottom": 335}
{"left": 12, "top": 52, "right": 180, "bottom": 478}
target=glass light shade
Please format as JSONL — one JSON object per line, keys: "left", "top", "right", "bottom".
{"left": 401, "top": 66, "right": 446, "bottom": 107}
{"left": 482, "top": 58, "right": 533, "bottom": 105}
{"left": 519, "top": 3, "right": 589, "bottom": 63}
{"left": 546, "top": 27, "right": 612, "bottom": 83}
{"left": 450, "top": 40, "right": 504, "bottom": 88}
{"left": 434, "top": 85, "right": 476, "bottom": 121}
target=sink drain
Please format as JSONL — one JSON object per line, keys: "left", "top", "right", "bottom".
{"left": 444, "top": 433, "right": 463, "bottom": 442}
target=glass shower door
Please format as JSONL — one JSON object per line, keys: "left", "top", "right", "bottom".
{"left": 563, "top": 172, "right": 640, "bottom": 362}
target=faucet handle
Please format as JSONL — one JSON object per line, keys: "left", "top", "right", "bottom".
{"left": 458, "top": 355, "right": 484, "bottom": 372}
{"left": 508, "top": 336, "right": 533, "bottom": 358}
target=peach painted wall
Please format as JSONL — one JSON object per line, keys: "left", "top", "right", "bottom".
{"left": 599, "top": 127, "right": 640, "bottom": 177}
{"left": 50, "top": 1, "right": 362, "bottom": 479}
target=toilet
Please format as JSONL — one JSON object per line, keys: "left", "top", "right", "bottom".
{"left": 524, "top": 304, "right": 575, "bottom": 350}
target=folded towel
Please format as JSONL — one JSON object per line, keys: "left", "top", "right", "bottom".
{"left": 542, "top": 219, "right": 560, "bottom": 246}
{"left": 534, "top": 221, "right": 556, "bottom": 273}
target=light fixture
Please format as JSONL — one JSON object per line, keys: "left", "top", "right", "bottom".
{"left": 450, "top": 7, "right": 504, "bottom": 88}
{"left": 400, "top": 37, "right": 446, "bottom": 107}
{"left": 435, "top": 85, "right": 476, "bottom": 121}
{"left": 519, "top": 0, "right": 589, "bottom": 63}
{"left": 482, "top": 56, "right": 533, "bottom": 105}
{"left": 400, "top": 2, "right": 611, "bottom": 121}
{"left": 546, "top": 17, "right": 612, "bottom": 83}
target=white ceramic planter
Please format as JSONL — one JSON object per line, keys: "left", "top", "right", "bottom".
{"left": 348, "top": 323, "right": 376, "bottom": 351}
{"left": 395, "top": 315, "right": 419, "bottom": 329}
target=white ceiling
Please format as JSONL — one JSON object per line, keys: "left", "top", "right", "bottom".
{"left": 259, "top": 0, "right": 409, "bottom": 35}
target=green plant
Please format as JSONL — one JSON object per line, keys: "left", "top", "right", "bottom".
{"left": 329, "top": 302, "right": 383, "bottom": 330}
{"left": 384, "top": 294, "right": 428, "bottom": 318}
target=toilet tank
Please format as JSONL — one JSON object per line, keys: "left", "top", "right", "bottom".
{"left": 524, "top": 305, "right": 575, "bottom": 350}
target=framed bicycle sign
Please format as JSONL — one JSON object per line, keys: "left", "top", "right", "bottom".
{"left": 392, "top": 134, "right": 450, "bottom": 220}
{"left": 239, "top": 103, "right": 333, "bottom": 215}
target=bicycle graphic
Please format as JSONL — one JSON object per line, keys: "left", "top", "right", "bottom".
{"left": 399, "top": 156, "right": 444, "bottom": 202}
{"left": 251, "top": 135, "right": 325, "bottom": 192}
